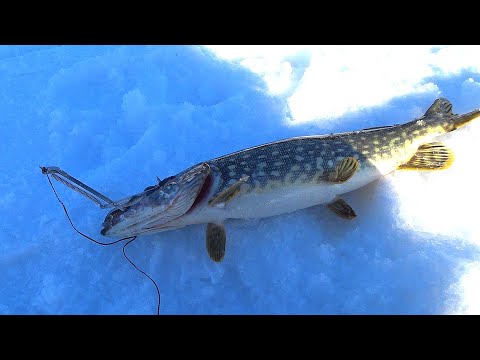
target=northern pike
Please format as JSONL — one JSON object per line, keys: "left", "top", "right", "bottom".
{"left": 99, "top": 98, "right": 479, "bottom": 262}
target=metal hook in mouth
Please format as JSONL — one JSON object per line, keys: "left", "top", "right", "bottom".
{"left": 40, "top": 166, "right": 131, "bottom": 211}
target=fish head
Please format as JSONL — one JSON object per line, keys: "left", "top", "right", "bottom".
{"left": 100, "top": 162, "right": 211, "bottom": 237}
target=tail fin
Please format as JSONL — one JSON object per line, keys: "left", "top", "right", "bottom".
{"left": 425, "top": 98, "right": 480, "bottom": 131}
{"left": 451, "top": 109, "right": 480, "bottom": 130}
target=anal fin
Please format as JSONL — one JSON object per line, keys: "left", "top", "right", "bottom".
{"left": 327, "top": 157, "right": 360, "bottom": 183}
{"left": 209, "top": 175, "right": 250, "bottom": 208}
{"left": 206, "top": 223, "right": 226, "bottom": 262}
{"left": 398, "top": 142, "right": 454, "bottom": 170}
{"left": 327, "top": 198, "right": 357, "bottom": 220}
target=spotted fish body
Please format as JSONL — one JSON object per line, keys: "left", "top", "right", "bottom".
{"left": 101, "top": 98, "right": 480, "bottom": 256}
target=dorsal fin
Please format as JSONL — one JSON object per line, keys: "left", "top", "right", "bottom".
{"left": 424, "top": 98, "right": 453, "bottom": 117}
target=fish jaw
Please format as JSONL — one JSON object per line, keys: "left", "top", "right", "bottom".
{"left": 100, "top": 163, "right": 212, "bottom": 238}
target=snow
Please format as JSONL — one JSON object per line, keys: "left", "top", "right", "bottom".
{"left": 1, "top": 45, "right": 479, "bottom": 314}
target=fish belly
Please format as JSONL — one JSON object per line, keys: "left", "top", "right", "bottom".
{"left": 216, "top": 166, "right": 382, "bottom": 220}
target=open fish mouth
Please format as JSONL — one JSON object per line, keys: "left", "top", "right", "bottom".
{"left": 100, "top": 162, "right": 212, "bottom": 237}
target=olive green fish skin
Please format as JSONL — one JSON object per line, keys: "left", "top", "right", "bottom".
{"left": 204, "top": 111, "right": 462, "bottom": 197}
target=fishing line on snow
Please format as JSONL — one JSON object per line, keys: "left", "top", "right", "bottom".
{"left": 45, "top": 174, "right": 161, "bottom": 315}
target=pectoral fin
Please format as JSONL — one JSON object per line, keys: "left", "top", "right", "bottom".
{"left": 327, "top": 198, "right": 357, "bottom": 220}
{"left": 209, "top": 175, "right": 250, "bottom": 208}
{"left": 328, "top": 157, "right": 360, "bottom": 183}
{"left": 206, "top": 223, "right": 226, "bottom": 262}
{"left": 398, "top": 142, "right": 454, "bottom": 170}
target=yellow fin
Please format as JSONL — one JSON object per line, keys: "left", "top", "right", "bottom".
{"left": 327, "top": 157, "right": 360, "bottom": 183}
{"left": 206, "top": 223, "right": 226, "bottom": 262}
{"left": 327, "top": 198, "right": 357, "bottom": 220}
{"left": 398, "top": 142, "right": 454, "bottom": 170}
{"left": 209, "top": 175, "right": 250, "bottom": 207}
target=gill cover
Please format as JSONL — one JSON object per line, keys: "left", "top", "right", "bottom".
{"left": 101, "top": 163, "right": 211, "bottom": 236}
